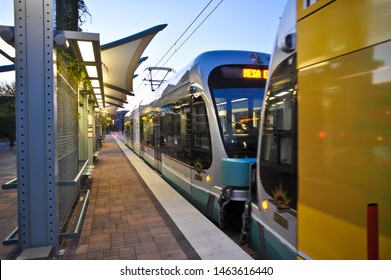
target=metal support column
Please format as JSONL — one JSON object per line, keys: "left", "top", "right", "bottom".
{"left": 14, "top": 0, "right": 58, "bottom": 254}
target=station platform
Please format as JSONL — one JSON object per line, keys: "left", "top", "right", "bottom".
{"left": 0, "top": 134, "right": 253, "bottom": 260}
{"left": 0, "top": 139, "right": 18, "bottom": 260}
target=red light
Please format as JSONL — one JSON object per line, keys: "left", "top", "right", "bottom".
{"left": 318, "top": 131, "right": 326, "bottom": 138}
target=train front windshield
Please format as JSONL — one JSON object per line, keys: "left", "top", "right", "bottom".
{"left": 209, "top": 65, "right": 267, "bottom": 158}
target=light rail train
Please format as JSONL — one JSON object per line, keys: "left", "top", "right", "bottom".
{"left": 125, "top": 50, "right": 270, "bottom": 231}
{"left": 253, "top": 0, "right": 391, "bottom": 259}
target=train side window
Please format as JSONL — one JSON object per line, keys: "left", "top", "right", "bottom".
{"left": 262, "top": 78, "right": 296, "bottom": 168}
{"left": 192, "top": 101, "right": 210, "bottom": 149}
{"left": 160, "top": 96, "right": 211, "bottom": 169}
{"left": 280, "top": 136, "right": 292, "bottom": 165}
{"left": 304, "top": 0, "right": 318, "bottom": 8}
{"left": 126, "top": 119, "right": 134, "bottom": 146}
{"left": 160, "top": 106, "right": 174, "bottom": 154}
{"left": 141, "top": 114, "right": 155, "bottom": 147}
{"left": 192, "top": 98, "right": 212, "bottom": 169}
{"left": 262, "top": 134, "right": 278, "bottom": 163}
{"left": 160, "top": 99, "right": 192, "bottom": 165}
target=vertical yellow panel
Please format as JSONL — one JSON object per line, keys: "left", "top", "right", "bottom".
{"left": 297, "top": 0, "right": 391, "bottom": 69}
{"left": 297, "top": 0, "right": 335, "bottom": 20}
{"left": 298, "top": 42, "right": 391, "bottom": 259}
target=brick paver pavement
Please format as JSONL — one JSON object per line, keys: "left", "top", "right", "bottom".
{"left": 0, "top": 142, "right": 18, "bottom": 260}
{"left": 0, "top": 188, "right": 18, "bottom": 260}
{"left": 60, "top": 135, "right": 200, "bottom": 260}
{"left": 0, "top": 135, "right": 199, "bottom": 260}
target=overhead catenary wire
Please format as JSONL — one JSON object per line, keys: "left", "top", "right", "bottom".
{"left": 135, "top": 0, "right": 224, "bottom": 94}
{"left": 153, "top": 0, "right": 215, "bottom": 68}
{"left": 159, "top": 0, "right": 224, "bottom": 68}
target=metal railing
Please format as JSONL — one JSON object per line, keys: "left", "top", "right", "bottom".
{"left": 1, "top": 159, "right": 91, "bottom": 245}
{"left": 1, "top": 178, "right": 17, "bottom": 190}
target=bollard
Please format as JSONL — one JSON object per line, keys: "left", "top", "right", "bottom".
{"left": 367, "top": 203, "right": 379, "bottom": 260}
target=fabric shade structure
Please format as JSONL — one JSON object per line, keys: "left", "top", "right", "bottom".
{"left": 1, "top": 24, "right": 167, "bottom": 115}
{"left": 101, "top": 24, "right": 167, "bottom": 115}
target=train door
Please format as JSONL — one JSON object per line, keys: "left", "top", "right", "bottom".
{"left": 139, "top": 114, "right": 145, "bottom": 158}
{"left": 160, "top": 100, "right": 192, "bottom": 198}
{"left": 190, "top": 96, "right": 212, "bottom": 210}
{"left": 154, "top": 117, "right": 162, "bottom": 172}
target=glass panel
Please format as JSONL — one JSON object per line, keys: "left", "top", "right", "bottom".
{"left": 305, "top": 0, "right": 318, "bottom": 8}
{"left": 262, "top": 77, "right": 295, "bottom": 167}
{"left": 209, "top": 64, "right": 267, "bottom": 158}
{"left": 262, "top": 134, "right": 278, "bottom": 163}
{"left": 192, "top": 99, "right": 212, "bottom": 168}
{"left": 142, "top": 116, "right": 154, "bottom": 147}
{"left": 265, "top": 79, "right": 294, "bottom": 131}
{"left": 160, "top": 97, "right": 212, "bottom": 168}
{"left": 160, "top": 100, "right": 192, "bottom": 165}
{"left": 213, "top": 88, "right": 264, "bottom": 157}
{"left": 280, "top": 136, "right": 293, "bottom": 165}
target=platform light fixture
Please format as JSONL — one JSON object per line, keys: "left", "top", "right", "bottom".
{"left": 78, "top": 40, "right": 104, "bottom": 108}
{"left": 57, "top": 30, "right": 104, "bottom": 108}
{"left": 91, "top": 80, "right": 100, "bottom": 88}
{"left": 85, "top": 65, "right": 98, "bottom": 78}
{"left": 77, "top": 40, "right": 95, "bottom": 62}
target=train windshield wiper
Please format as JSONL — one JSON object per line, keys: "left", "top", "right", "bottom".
{"left": 221, "top": 115, "right": 249, "bottom": 134}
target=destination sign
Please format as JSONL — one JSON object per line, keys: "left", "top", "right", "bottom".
{"left": 222, "top": 66, "right": 268, "bottom": 80}
{"left": 243, "top": 68, "right": 269, "bottom": 79}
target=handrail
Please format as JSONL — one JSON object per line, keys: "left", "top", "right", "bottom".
{"left": 57, "top": 159, "right": 91, "bottom": 238}
{"left": 3, "top": 190, "right": 90, "bottom": 244}
{"left": 2, "top": 160, "right": 90, "bottom": 189}
{"left": 2, "top": 227, "right": 18, "bottom": 245}
{"left": 2, "top": 159, "right": 91, "bottom": 245}
{"left": 57, "top": 159, "right": 89, "bottom": 187}
{"left": 75, "top": 159, "right": 89, "bottom": 183}
{"left": 2, "top": 178, "right": 17, "bottom": 190}
{"left": 59, "top": 189, "right": 90, "bottom": 239}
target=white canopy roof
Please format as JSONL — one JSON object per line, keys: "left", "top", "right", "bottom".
{"left": 101, "top": 24, "right": 167, "bottom": 115}
{"left": 1, "top": 24, "right": 167, "bottom": 115}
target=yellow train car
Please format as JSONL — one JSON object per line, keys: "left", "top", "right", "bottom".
{"left": 255, "top": 0, "right": 391, "bottom": 259}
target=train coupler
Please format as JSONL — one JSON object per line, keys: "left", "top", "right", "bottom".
{"left": 240, "top": 199, "right": 251, "bottom": 245}
{"left": 218, "top": 186, "right": 231, "bottom": 229}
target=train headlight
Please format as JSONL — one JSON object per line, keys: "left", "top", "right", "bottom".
{"left": 261, "top": 200, "right": 269, "bottom": 211}
{"left": 206, "top": 175, "right": 211, "bottom": 183}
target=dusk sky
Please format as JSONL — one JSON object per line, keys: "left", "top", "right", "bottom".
{"left": 0, "top": 0, "right": 288, "bottom": 105}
